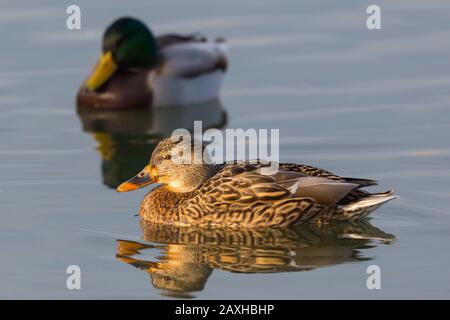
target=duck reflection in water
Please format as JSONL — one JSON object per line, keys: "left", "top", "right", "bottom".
{"left": 116, "top": 220, "right": 395, "bottom": 298}
{"left": 77, "top": 99, "right": 227, "bottom": 188}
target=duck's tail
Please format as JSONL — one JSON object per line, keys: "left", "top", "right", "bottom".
{"left": 333, "top": 189, "right": 397, "bottom": 221}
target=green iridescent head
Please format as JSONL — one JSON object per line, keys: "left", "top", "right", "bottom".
{"left": 85, "top": 17, "right": 158, "bottom": 91}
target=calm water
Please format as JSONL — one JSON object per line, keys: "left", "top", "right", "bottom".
{"left": 1, "top": 0, "right": 450, "bottom": 299}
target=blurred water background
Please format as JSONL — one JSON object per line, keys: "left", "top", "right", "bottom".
{"left": 0, "top": 0, "right": 449, "bottom": 298}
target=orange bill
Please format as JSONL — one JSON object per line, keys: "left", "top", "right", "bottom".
{"left": 116, "top": 165, "right": 155, "bottom": 192}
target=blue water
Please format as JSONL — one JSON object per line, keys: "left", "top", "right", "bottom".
{"left": 1, "top": 0, "right": 450, "bottom": 299}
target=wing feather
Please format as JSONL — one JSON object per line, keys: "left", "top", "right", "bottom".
{"left": 155, "top": 35, "right": 228, "bottom": 78}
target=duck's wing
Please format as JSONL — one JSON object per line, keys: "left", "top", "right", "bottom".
{"left": 154, "top": 33, "right": 228, "bottom": 78}
{"left": 206, "top": 162, "right": 360, "bottom": 207}
{"left": 277, "top": 163, "right": 378, "bottom": 188}
{"left": 193, "top": 163, "right": 362, "bottom": 227}
{"left": 198, "top": 162, "right": 395, "bottom": 225}
{"left": 220, "top": 161, "right": 354, "bottom": 181}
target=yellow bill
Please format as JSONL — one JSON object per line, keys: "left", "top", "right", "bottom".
{"left": 85, "top": 51, "right": 118, "bottom": 91}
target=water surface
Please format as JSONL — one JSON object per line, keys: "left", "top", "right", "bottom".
{"left": 1, "top": 0, "right": 450, "bottom": 299}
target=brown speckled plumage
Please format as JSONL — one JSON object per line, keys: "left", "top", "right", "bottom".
{"left": 138, "top": 161, "right": 396, "bottom": 228}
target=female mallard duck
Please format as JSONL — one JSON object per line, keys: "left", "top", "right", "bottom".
{"left": 77, "top": 17, "right": 228, "bottom": 109}
{"left": 117, "top": 138, "right": 397, "bottom": 228}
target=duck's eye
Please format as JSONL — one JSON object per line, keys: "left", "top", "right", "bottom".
{"left": 138, "top": 171, "right": 145, "bottom": 177}
{"left": 164, "top": 154, "right": 172, "bottom": 161}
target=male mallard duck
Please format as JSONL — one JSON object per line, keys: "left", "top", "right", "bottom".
{"left": 77, "top": 17, "right": 228, "bottom": 109}
{"left": 117, "top": 137, "right": 397, "bottom": 228}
